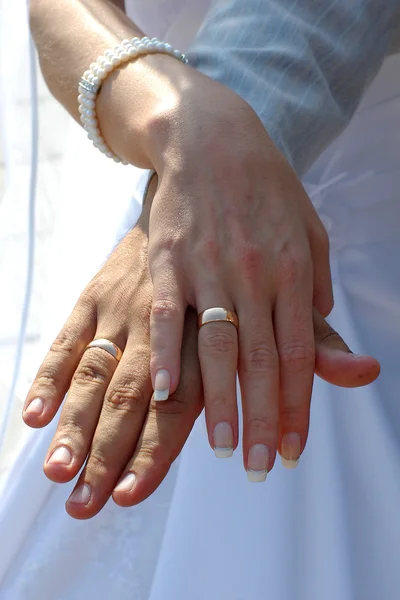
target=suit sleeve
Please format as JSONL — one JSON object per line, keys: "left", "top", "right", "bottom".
{"left": 188, "top": 0, "right": 399, "bottom": 175}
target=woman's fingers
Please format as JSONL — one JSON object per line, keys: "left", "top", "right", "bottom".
{"left": 197, "top": 299, "right": 239, "bottom": 457}
{"left": 309, "top": 217, "right": 334, "bottom": 317}
{"left": 23, "top": 298, "right": 96, "bottom": 427}
{"left": 149, "top": 265, "right": 185, "bottom": 401}
{"left": 113, "top": 309, "right": 203, "bottom": 507}
{"left": 313, "top": 309, "right": 381, "bottom": 386}
{"left": 237, "top": 303, "right": 279, "bottom": 481}
{"left": 66, "top": 336, "right": 152, "bottom": 519}
{"left": 275, "top": 253, "right": 315, "bottom": 469}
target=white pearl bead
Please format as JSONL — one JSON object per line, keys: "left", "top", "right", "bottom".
{"left": 78, "top": 105, "right": 86, "bottom": 114}
{"left": 90, "top": 62, "right": 98, "bottom": 72}
{"left": 97, "top": 56, "right": 106, "bottom": 66}
{"left": 142, "top": 37, "right": 150, "bottom": 43}
{"left": 156, "top": 42, "right": 166, "bottom": 52}
{"left": 136, "top": 43, "right": 146, "bottom": 54}
{"left": 104, "top": 50, "right": 114, "bottom": 58}
{"left": 103, "top": 61, "right": 113, "bottom": 72}
{"left": 173, "top": 49, "right": 182, "bottom": 59}
{"left": 151, "top": 37, "right": 158, "bottom": 42}
{"left": 83, "top": 70, "right": 92, "bottom": 79}
{"left": 111, "top": 55, "right": 122, "bottom": 66}
{"left": 114, "top": 45, "right": 124, "bottom": 55}
{"left": 82, "top": 98, "right": 95, "bottom": 109}
{"left": 119, "top": 50, "right": 130, "bottom": 61}
{"left": 146, "top": 42, "right": 156, "bottom": 52}
{"left": 113, "top": 156, "right": 121, "bottom": 163}
{"left": 122, "top": 39, "right": 131, "bottom": 47}
{"left": 164, "top": 43, "right": 173, "bottom": 53}
{"left": 127, "top": 46, "right": 138, "bottom": 57}
{"left": 131, "top": 37, "right": 140, "bottom": 45}
{"left": 92, "top": 76, "right": 100, "bottom": 86}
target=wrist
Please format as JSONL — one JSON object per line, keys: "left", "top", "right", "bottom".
{"left": 96, "top": 53, "right": 190, "bottom": 169}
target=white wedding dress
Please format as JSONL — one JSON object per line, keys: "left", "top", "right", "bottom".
{"left": 0, "top": 1, "right": 400, "bottom": 599}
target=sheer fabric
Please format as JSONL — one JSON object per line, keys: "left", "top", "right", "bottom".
{"left": 0, "top": 1, "right": 399, "bottom": 599}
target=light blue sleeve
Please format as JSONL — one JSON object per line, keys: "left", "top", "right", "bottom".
{"left": 188, "top": 0, "right": 399, "bottom": 176}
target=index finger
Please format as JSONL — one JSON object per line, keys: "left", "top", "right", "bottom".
{"left": 113, "top": 309, "right": 203, "bottom": 506}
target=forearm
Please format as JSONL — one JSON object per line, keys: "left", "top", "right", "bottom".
{"left": 189, "top": 0, "right": 398, "bottom": 176}
{"left": 30, "top": 0, "right": 142, "bottom": 120}
{"left": 30, "top": 0, "right": 194, "bottom": 168}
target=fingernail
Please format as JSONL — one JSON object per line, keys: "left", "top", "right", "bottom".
{"left": 25, "top": 397, "right": 44, "bottom": 416}
{"left": 68, "top": 483, "right": 91, "bottom": 505}
{"left": 114, "top": 472, "right": 136, "bottom": 493}
{"left": 247, "top": 444, "right": 269, "bottom": 482}
{"left": 47, "top": 446, "right": 72, "bottom": 466}
{"left": 154, "top": 369, "right": 170, "bottom": 401}
{"left": 213, "top": 422, "right": 233, "bottom": 458}
{"left": 281, "top": 432, "right": 301, "bottom": 469}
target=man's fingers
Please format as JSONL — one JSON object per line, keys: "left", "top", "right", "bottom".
{"left": 313, "top": 308, "right": 381, "bottom": 387}
{"left": 113, "top": 309, "right": 203, "bottom": 507}
{"left": 65, "top": 336, "right": 152, "bottom": 519}
{"left": 23, "top": 298, "right": 96, "bottom": 428}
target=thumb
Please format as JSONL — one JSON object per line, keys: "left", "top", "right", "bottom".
{"left": 313, "top": 309, "right": 381, "bottom": 388}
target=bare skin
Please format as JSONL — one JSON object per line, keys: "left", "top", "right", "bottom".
{"left": 23, "top": 178, "right": 380, "bottom": 519}
{"left": 26, "top": 2, "right": 381, "bottom": 515}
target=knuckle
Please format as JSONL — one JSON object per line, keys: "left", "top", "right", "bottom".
{"left": 150, "top": 234, "right": 185, "bottom": 258}
{"left": 199, "top": 238, "right": 221, "bottom": 269}
{"left": 73, "top": 362, "right": 108, "bottom": 385}
{"left": 236, "top": 243, "right": 263, "bottom": 278}
{"left": 86, "top": 449, "right": 109, "bottom": 475}
{"left": 136, "top": 439, "right": 173, "bottom": 474}
{"left": 280, "top": 404, "right": 309, "bottom": 429}
{"left": 247, "top": 416, "right": 278, "bottom": 439}
{"left": 279, "top": 342, "right": 315, "bottom": 372}
{"left": 50, "top": 331, "right": 77, "bottom": 357}
{"left": 278, "top": 248, "right": 307, "bottom": 286}
{"left": 57, "top": 415, "right": 86, "bottom": 440}
{"left": 242, "top": 344, "right": 278, "bottom": 374}
{"left": 105, "top": 383, "right": 147, "bottom": 413}
{"left": 316, "top": 225, "right": 330, "bottom": 253}
{"left": 151, "top": 299, "right": 181, "bottom": 324}
{"left": 35, "top": 369, "right": 59, "bottom": 394}
{"left": 200, "top": 326, "right": 236, "bottom": 355}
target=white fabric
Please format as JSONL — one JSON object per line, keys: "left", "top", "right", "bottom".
{"left": 0, "top": 1, "right": 399, "bottom": 599}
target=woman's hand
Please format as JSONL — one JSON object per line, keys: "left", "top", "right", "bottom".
{"left": 114, "top": 61, "right": 338, "bottom": 469}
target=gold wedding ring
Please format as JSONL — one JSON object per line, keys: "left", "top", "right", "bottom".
{"left": 197, "top": 307, "right": 239, "bottom": 330}
{"left": 85, "top": 338, "right": 123, "bottom": 362}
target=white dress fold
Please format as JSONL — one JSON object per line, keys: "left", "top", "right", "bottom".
{"left": 0, "top": 1, "right": 399, "bottom": 599}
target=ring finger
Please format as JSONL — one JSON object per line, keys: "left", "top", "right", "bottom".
{"left": 197, "top": 295, "right": 239, "bottom": 458}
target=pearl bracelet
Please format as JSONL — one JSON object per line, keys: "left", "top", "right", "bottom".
{"left": 78, "top": 37, "right": 188, "bottom": 164}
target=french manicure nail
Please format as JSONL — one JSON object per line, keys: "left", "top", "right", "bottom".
{"left": 25, "top": 397, "right": 44, "bottom": 416}
{"left": 247, "top": 444, "right": 269, "bottom": 482}
{"left": 281, "top": 432, "right": 301, "bottom": 469}
{"left": 213, "top": 422, "right": 233, "bottom": 458}
{"left": 114, "top": 472, "right": 136, "bottom": 493}
{"left": 154, "top": 369, "right": 170, "bottom": 401}
{"left": 68, "top": 483, "right": 91, "bottom": 505}
{"left": 47, "top": 446, "right": 72, "bottom": 466}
